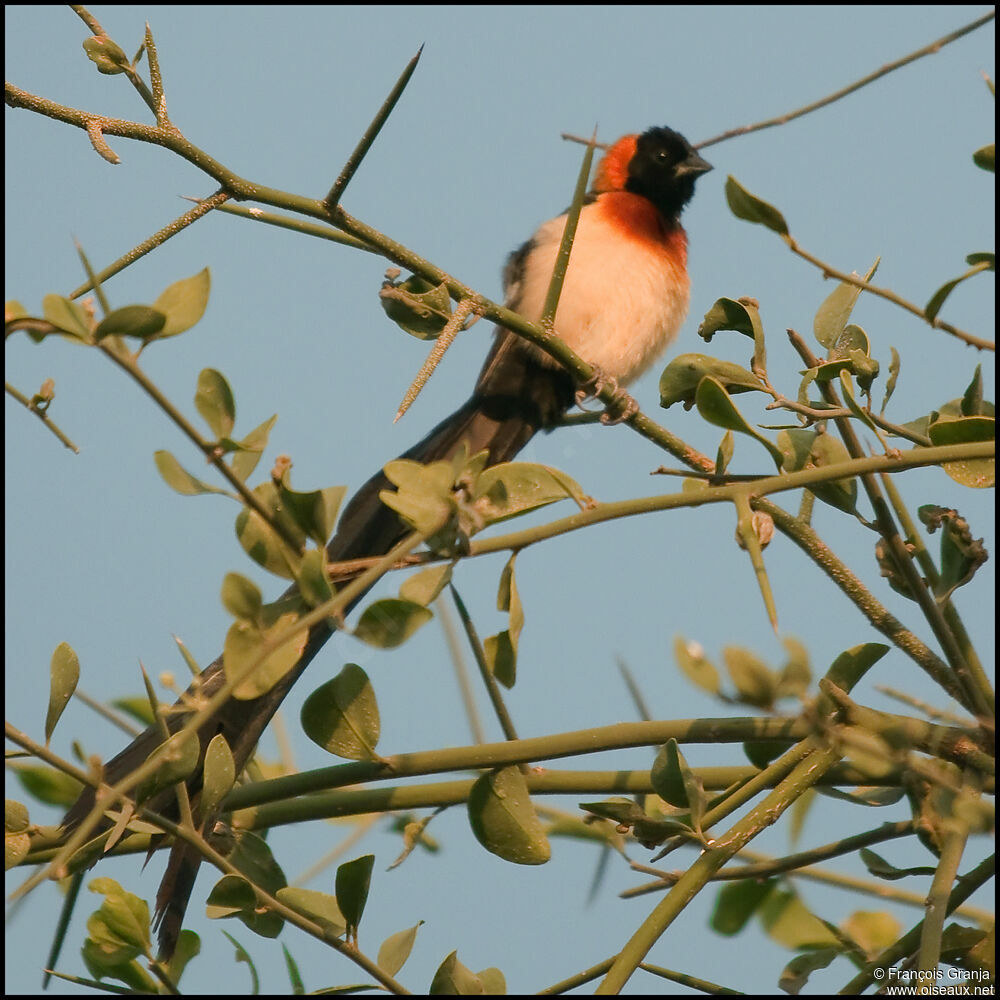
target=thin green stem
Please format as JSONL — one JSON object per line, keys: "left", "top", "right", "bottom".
{"left": 697, "top": 11, "right": 996, "bottom": 150}
{"left": 917, "top": 822, "right": 970, "bottom": 990}
{"left": 69, "top": 190, "right": 230, "bottom": 299}
{"left": 638, "top": 963, "right": 742, "bottom": 995}
{"left": 448, "top": 583, "right": 522, "bottom": 745}
{"left": 784, "top": 237, "right": 992, "bottom": 351}
{"left": 395, "top": 298, "right": 477, "bottom": 422}
{"left": 596, "top": 741, "right": 842, "bottom": 994}
{"left": 4, "top": 381, "right": 80, "bottom": 453}
{"left": 788, "top": 332, "right": 988, "bottom": 716}
{"left": 880, "top": 471, "right": 992, "bottom": 711}
{"left": 839, "top": 853, "right": 994, "bottom": 994}
{"left": 541, "top": 128, "right": 597, "bottom": 329}
{"left": 96, "top": 339, "right": 307, "bottom": 552}
{"left": 762, "top": 501, "right": 963, "bottom": 702}
{"left": 324, "top": 47, "right": 423, "bottom": 208}
{"left": 437, "top": 596, "right": 488, "bottom": 745}
{"left": 184, "top": 198, "right": 375, "bottom": 253}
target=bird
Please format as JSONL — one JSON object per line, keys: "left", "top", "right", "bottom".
{"left": 62, "top": 125, "right": 711, "bottom": 959}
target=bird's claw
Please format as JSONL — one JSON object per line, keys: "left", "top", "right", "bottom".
{"left": 575, "top": 368, "right": 639, "bottom": 425}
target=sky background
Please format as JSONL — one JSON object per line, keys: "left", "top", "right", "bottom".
{"left": 5, "top": 5, "right": 995, "bottom": 996}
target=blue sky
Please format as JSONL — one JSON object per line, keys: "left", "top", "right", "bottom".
{"left": 5, "top": 5, "right": 995, "bottom": 995}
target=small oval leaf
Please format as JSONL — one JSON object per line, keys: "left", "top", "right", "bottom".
{"left": 724, "top": 177, "right": 789, "bottom": 235}
{"left": 467, "top": 766, "right": 550, "bottom": 865}
{"left": 46, "top": 642, "right": 80, "bottom": 744}
{"left": 301, "top": 663, "right": 381, "bottom": 760}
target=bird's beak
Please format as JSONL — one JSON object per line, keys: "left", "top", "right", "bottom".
{"left": 678, "top": 150, "right": 713, "bottom": 178}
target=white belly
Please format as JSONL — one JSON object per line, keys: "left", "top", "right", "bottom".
{"left": 508, "top": 208, "right": 690, "bottom": 385}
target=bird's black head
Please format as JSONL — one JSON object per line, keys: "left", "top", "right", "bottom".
{"left": 626, "top": 126, "right": 712, "bottom": 219}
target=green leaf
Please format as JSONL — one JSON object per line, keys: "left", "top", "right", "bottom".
{"left": 11, "top": 763, "right": 82, "bottom": 807}
{"left": 201, "top": 734, "right": 236, "bottom": 819}
{"left": 380, "top": 458, "right": 456, "bottom": 536}
{"left": 650, "top": 740, "right": 706, "bottom": 829}
{"left": 230, "top": 414, "right": 277, "bottom": 483}
{"left": 925, "top": 259, "right": 993, "bottom": 321}
{"left": 301, "top": 663, "right": 380, "bottom": 760}
{"left": 580, "top": 798, "right": 697, "bottom": 848}
{"left": 961, "top": 365, "right": 985, "bottom": 416}
{"left": 278, "top": 483, "right": 347, "bottom": 547}
{"left": 221, "top": 931, "right": 260, "bottom": 993}
{"left": 859, "top": 848, "right": 936, "bottom": 881}
{"left": 927, "top": 415, "right": 996, "bottom": 488}
{"left": 134, "top": 731, "right": 200, "bottom": 803}
{"left": 399, "top": 564, "right": 453, "bottom": 606}
{"left": 817, "top": 786, "right": 904, "bottom": 807}
{"left": 881, "top": 346, "right": 901, "bottom": 415}
{"left": 972, "top": 142, "right": 994, "bottom": 172}
{"left": 724, "top": 646, "right": 777, "bottom": 708}
{"left": 82, "top": 35, "right": 130, "bottom": 74}
{"left": 429, "top": 952, "right": 485, "bottom": 995}
{"left": 42, "top": 294, "right": 91, "bottom": 341}
{"left": 698, "top": 296, "right": 758, "bottom": 341}
{"left": 673, "top": 636, "right": 720, "bottom": 694}
{"left": 282, "top": 944, "right": 304, "bottom": 995}
{"left": 154, "top": 450, "right": 230, "bottom": 497}
{"left": 94, "top": 305, "right": 166, "bottom": 342}
{"left": 822, "top": 643, "right": 889, "bottom": 701}
{"left": 206, "top": 874, "right": 258, "bottom": 920}
{"left": 776, "top": 637, "right": 811, "bottom": 700}
{"left": 295, "top": 547, "right": 334, "bottom": 609}
{"left": 45, "top": 641, "right": 79, "bottom": 745}
{"left": 711, "top": 878, "right": 776, "bottom": 935}
{"left": 223, "top": 612, "right": 309, "bottom": 699}
{"left": 235, "top": 482, "right": 306, "bottom": 578}
{"left": 759, "top": 888, "right": 841, "bottom": 950}
{"left": 778, "top": 949, "right": 841, "bottom": 995}
{"left": 195, "top": 368, "right": 236, "bottom": 439}
{"left": 838, "top": 370, "right": 880, "bottom": 435}
{"left": 379, "top": 275, "right": 453, "bottom": 340}
{"left": 813, "top": 260, "right": 879, "bottom": 349}
{"left": 695, "top": 377, "right": 784, "bottom": 469}
{"left": 275, "top": 887, "right": 346, "bottom": 938}
{"left": 221, "top": 572, "right": 263, "bottom": 622}
{"left": 85, "top": 877, "right": 151, "bottom": 968}
{"left": 472, "top": 462, "right": 584, "bottom": 526}
{"left": 468, "top": 766, "right": 550, "bottom": 865}
{"left": 918, "top": 504, "right": 989, "bottom": 602}
{"left": 698, "top": 296, "right": 768, "bottom": 376}
{"left": 476, "top": 967, "right": 507, "bottom": 995}
{"left": 165, "top": 930, "right": 201, "bottom": 989}
{"left": 353, "top": 598, "right": 432, "bottom": 648}
{"left": 843, "top": 910, "right": 901, "bottom": 958}
{"left": 214, "top": 832, "right": 287, "bottom": 940}
{"left": 716, "top": 429, "right": 735, "bottom": 476}
{"left": 724, "top": 176, "right": 789, "bottom": 235}
{"left": 777, "top": 428, "right": 859, "bottom": 516}
{"left": 743, "top": 741, "right": 794, "bottom": 770}
{"left": 151, "top": 268, "right": 211, "bottom": 338}
{"left": 5, "top": 799, "right": 30, "bottom": 870}
{"left": 335, "top": 854, "right": 375, "bottom": 940}
{"left": 484, "top": 555, "right": 522, "bottom": 688}
{"left": 377, "top": 922, "right": 424, "bottom": 977}
{"left": 659, "top": 353, "right": 763, "bottom": 409}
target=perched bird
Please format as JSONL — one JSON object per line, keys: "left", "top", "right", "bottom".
{"left": 63, "top": 125, "right": 711, "bottom": 957}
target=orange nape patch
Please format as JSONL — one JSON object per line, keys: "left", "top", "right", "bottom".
{"left": 596, "top": 191, "right": 689, "bottom": 261}
{"left": 592, "top": 134, "right": 639, "bottom": 193}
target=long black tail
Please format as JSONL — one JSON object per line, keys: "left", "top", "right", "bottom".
{"left": 62, "top": 332, "right": 575, "bottom": 958}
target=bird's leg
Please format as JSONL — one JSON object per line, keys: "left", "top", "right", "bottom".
{"left": 575, "top": 367, "right": 640, "bottom": 425}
